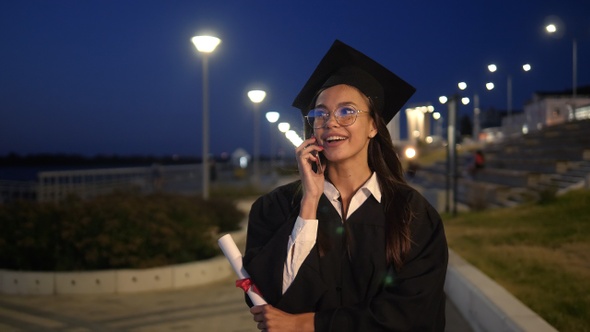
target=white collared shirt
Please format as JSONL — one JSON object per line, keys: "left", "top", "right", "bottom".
{"left": 282, "top": 172, "right": 382, "bottom": 293}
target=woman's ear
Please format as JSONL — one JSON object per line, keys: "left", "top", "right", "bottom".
{"left": 369, "top": 121, "right": 378, "bottom": 138}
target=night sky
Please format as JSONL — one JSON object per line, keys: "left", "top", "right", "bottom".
{"left": 1, "top": 0, "right": 589, "bottom": 158}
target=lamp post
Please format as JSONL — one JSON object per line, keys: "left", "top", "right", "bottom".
{"left": 439, "top": 94, "right": 456, "bottom": 215}
{"left": 265, "top": 111, "right": 280, "bottom": 173}
{"left": 487, "top": 63, "right": 531, "bottom": 126}
{"left": 285, "top": 129, "right": 304, "bottom": 147}
{"left": 469, "top": 81, "right": 495, "bottom": 141}
{"left": 248, "top": 90, "right": 266, "bottom": 187}
{"left": 278, "top": 122, "right": 290, "bottom": 133}
{"left": 439, "top": 83, "right": 470, "bottom": 216}
{"left": 191, "top": 35, "right": 221, "bottom": 200}
{"left": 546, "top": 23, "right": 578, "bottom": 107}
{"left": 432, "top": 111, "right": 443, "bottom": 138}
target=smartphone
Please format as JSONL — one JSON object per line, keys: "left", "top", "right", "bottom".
{"left": 311, "top": 150, "right": 323, "bottom": 174}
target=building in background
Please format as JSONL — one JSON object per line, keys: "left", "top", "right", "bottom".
{"left": 524, "top": 85, "right": 590, "bottom": 132}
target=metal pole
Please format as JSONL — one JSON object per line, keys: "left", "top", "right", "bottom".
{"left": 507, "top": 75, "right": 512, "bottom": 126}
{"left": 445, "top": 136, "right": 450, "bottom": 214}
{"left": 448, "top": 96, "right": 457, "bottom": 216}
{"left": 269, "top": 123, "right": 275, "bottom": 173}
{"left": 201, "top": 55, "right": 210, "bottom": 200}
{"left": 253, "top": 104, "right": 260, "bottom": 187}
{"left": 473, "top": 93, "right": 480, "bottom": 141}
{"left": 573, "top": 38, "right": 577, "bottom": 102}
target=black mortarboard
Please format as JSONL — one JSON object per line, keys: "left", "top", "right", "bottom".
{"left": 292, "top": 40, "right": 416, "bottom": 124}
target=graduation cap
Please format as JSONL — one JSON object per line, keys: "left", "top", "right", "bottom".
{"left": 292, "top": 40, "right": 416, "bottom": 124}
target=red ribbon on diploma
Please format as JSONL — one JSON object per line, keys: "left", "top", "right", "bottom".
{"left": 236, "top": 278, "right": 261, "bottom": 296}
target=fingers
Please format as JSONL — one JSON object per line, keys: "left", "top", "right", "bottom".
{"left": 297, "top": 137, "right": 322, "bottom": 154}
{"left": 297, "top": 137, "right": 323, "bottom": 168}
{"left": 251, "top": 305, "right": 270, "bottom": 331}
{"left": 250, "top": 305, "right": 264, "bottom": 315}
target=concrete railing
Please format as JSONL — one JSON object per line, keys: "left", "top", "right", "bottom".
{"left": 36, "top": 164, "right": 203, "bottom": 202}
{"left": 0, "top": 229, "right": 246, "bottom": 295}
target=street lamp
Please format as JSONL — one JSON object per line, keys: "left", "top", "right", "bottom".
{"left": 248, "top": 89, "right": 266, "bottom": 186}
{"left": 439, "top": 81, "right": 474, "bottom": 215}
{"left": 439, "top": 92, "right": 461, "bottom": 215}
{"left": 457, "top": 82, "right": 483, "bottom": 141}
{"left": 278, "top": 122, "right": 290, "bottom": 133}
{"left": 265, "top": 111, "right": 280, "bottom": 172}
{"left": 191, "top": 35, "right": 221, "bottom": 200}
{"left": 545, "top": 22, "right": 578, "bottom": 103}
{"left": 432, "top": 111, "right": 443, "bottom": 137}
{"left": 487, "top": 63, "right": 532, "bottom": 125}
{"left": 285, "top": 129, "right": 304, "bottom": 147}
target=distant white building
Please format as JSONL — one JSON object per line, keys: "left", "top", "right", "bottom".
{"left": 523, "top": 85, "right": 590, "bottom": 132}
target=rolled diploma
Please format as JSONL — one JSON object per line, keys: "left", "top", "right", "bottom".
{"left": 218, "top": 234, "right": 267, "bottom": 305}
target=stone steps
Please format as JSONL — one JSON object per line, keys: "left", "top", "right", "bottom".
{"left": 412, "top": 119, "right": 590, "bottom": 209}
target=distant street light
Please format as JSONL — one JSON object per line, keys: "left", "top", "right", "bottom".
{"left": 432, "top": 111, "right": 443, "bottom": 138}
{"left": 265, "top": 111, "right": 280, "bottom": 123}
{"left": 439, "top": 94, "right": 459, "bottom": 215}
{"left": 265, "top": 111, "right": 280, "bottom": 171}
{"left": 545, "top": 22, "right": 578, "bottom": 103}
{"left": 487, "top": 63, "right": 532, "bottom": 125}
{"left": 285, "top": 130, "right": 304, "bottom": 147}
{"left": 191, "top": 35, "right": 221, "bottom": 200}
{"left": 278, "top": 122, "right": 290, "bottom": 133}
{"left": 248, "top": 89, "right": 266, "bottom": 186}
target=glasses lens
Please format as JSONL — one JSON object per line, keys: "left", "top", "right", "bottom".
{"left": 335, "top": 107, "right": 357, "bottom": 126}
{"left": 306, "top": 109, "right": 328, "bottom": 128}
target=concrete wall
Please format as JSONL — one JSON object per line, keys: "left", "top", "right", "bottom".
{"left": 0, "top": 255, "right": 233, "bottom": 295}
{"left": 446, "top": 250, "right": 557, "bottom": 332}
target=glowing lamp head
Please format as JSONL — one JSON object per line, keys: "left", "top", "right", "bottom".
{"left": 191, "top": 36, "right": 221, "bottom": 53}
{"left": 248, "top": 90, "right": 266, "bottom": 103}
{"left": 265, "top": 111, "right": 280, "bottom": 123}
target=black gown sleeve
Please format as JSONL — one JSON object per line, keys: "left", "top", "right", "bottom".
{"left": 314, "top": 190, "right": 448, "bottom": 332}
{"left": 242, "top": 181, "right": 302, "bottom": 306}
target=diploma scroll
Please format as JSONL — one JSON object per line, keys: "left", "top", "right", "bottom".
{"left": 218, "top": 234, "right": 267, "bottom": 306}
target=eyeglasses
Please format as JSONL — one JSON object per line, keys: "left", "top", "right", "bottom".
{"left": 305, "top": 106, "right": 370, "bottom": 129}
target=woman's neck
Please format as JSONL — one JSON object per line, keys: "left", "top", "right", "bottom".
{"left": 326, "top": 163, "right": 372, "bottom": 200}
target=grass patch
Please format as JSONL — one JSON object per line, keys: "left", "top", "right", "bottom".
{"left": 444, "top": 189, "right": 590, "bottom": 331}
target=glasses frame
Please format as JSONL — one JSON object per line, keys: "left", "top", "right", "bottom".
{"left": 305, "top": 106, "right": 370, "bottom": 129}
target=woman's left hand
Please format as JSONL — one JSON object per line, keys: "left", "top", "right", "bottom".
{"left": 250, "top": 304, "right": 314, "bottom": 332}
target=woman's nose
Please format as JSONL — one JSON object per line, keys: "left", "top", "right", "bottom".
{"left": 324, "top": 112, "right": 339, "bottom": 127}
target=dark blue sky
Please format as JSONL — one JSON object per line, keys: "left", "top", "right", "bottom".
{"left": 1, "top": 0, "right": 589, "bottom": 157}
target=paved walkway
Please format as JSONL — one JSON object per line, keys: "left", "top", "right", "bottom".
{"left": 0, "top": 276, "right": 471, "bottom": 331}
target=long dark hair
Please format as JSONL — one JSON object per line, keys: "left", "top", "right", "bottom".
{"left": 303, "top": 88, "right": 414, "bottom": 271}
{"left": 367, "top": 103, "right": 413, "bottom": 271}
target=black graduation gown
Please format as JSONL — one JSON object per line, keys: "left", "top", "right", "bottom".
{"left": 243, "top": 180, "right": 448, "bottom": 331}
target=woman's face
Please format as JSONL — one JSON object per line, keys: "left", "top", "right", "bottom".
{"left": 313, "top": 84, "right": 377, "bottom": 166}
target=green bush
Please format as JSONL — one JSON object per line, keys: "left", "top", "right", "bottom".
{"left": 0, "top": 190, "right": 244, "bottom": 271}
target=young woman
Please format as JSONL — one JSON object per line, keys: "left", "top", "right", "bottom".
{"left": 243, "top": 40, "right": 448, "bottom": 332}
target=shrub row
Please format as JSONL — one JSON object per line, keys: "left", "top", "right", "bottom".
{"left": 0, "top": 190, "right": 244, "bottom": 271}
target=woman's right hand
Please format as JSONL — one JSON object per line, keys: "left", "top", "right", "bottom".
{"left": 296, "top": 136, "right": 324, "bottom": 219}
